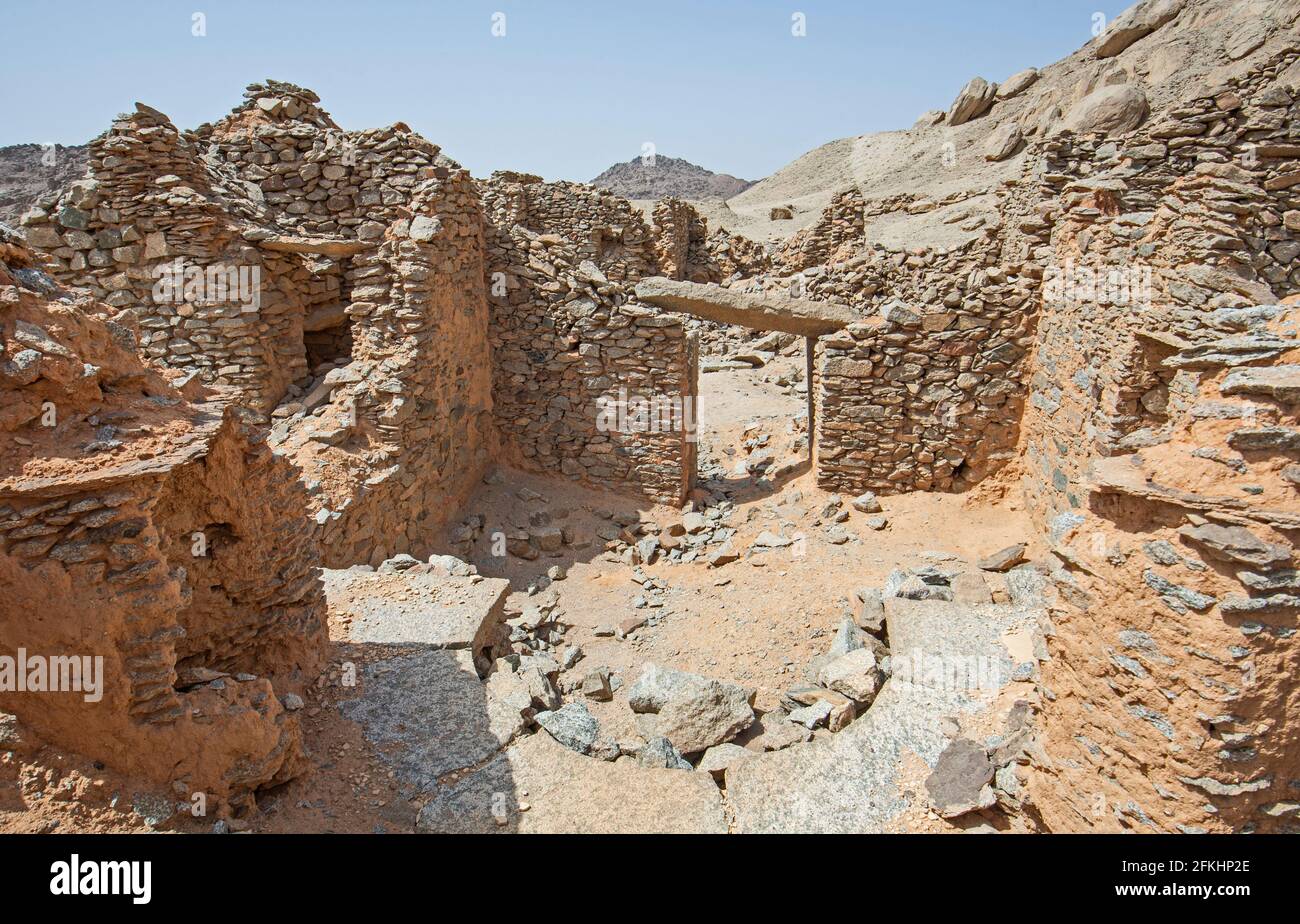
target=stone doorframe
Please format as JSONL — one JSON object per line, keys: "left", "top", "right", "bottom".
{"left": 633, "top": 278, "right": 855, "bottom": 497}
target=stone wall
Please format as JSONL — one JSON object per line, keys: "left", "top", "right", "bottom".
{"left": 17, "top": 81, "right": 469, "bottom": 415}
{"left": 483, "top": 174, "right": 693, "bottom": 504}
{"left": 18, "top": 82, "right": 495, "bottom": 568}
{"left": 711, "top": 178, "right": 1039, "bottom": 496}
{"left": 776, "top": 187, "right": 988, "bottom": 273}
{"left": 651, "top": 196, "right": 769, "bottom": 284}
{"left": 1016, "top": 47, "right": 1300, "bottom": 833}
{"left": 483, "top": 171, "right": 659, "bottom": 282}
{"left": 270, "top": 170, "right": 495, "bottom": 567}
{"left": 815, "top": 258, "right": 1037, "bottom": 493}
{"left": 0, "top": 229, "right": 324, "bottom": 811}
{"left": 1023, "top": 51, "right": 1300, "bottom": 522}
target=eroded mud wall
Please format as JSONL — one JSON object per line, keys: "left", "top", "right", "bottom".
{"left": 1018, "top": 49, "right": 1300, "bottom": 833}
{"left": 0, "top": 235, "right": 325, "bottom": 809}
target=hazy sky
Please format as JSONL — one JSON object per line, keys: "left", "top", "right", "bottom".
{"left": 3, "top": 1, "right": 1132, "bottom": 182}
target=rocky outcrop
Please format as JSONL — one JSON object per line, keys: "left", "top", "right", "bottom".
{"left": 1094, "top": 0, "right": 1185, "bottom": 59}
{"left": 996, "top": 68, "right": 1039, "bottom": 100}
{"left": 947, "top": 77, "right": 999, "bottom": 126}
{"left": 984, "top": 122, "right": 1024, "bottom": 161}
{"left": 1064, "top": 84, "right": 1150, "bottom": 136}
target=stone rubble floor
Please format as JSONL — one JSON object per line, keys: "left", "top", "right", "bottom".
{"left": 0, "top": 359, "right": 1042, "bottom": 835}
{"left": 248, "top": 361, "right": 1042, "bottom": 834}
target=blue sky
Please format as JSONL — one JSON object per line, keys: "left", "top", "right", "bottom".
{"left": 2, "top": 1, "right": 1131, "bottom": 181}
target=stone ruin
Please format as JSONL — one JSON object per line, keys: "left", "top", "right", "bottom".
{"left": 0, "top": 224, "right": 323, "bottom": 810}
{"left": 2, "top": 21, "right": 1300, "bottom": 834}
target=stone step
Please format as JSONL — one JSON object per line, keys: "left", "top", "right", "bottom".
{"left": 322, "top": 568, "right": 509, "bottom": 657}
{"left": 725, "top": 599, "right": 1045, "bottom": 833}
{"left": 1220, "top": 365, "right": 1300, "bottom": 404}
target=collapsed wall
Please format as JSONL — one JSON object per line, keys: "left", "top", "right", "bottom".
{"left": 651, "top": 196, "right": 769, "bottom": 283}
{"left": 0, "top": 227, "right": 324, "bottom": 811}
{"left": 1016, "top": 48, "right": 1300, "bottom": 833}
{"left": 482, "top": 172, "right": 694, "bottom": 504}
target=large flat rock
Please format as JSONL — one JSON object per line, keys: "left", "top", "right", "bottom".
{"left": 338, "top": 649, "right": 522, "bottom": 791}
{"left": 416, "top": 732, "right": 728, "bottom": 834}
{"left": 256, "top": 234, "right": 371, "bottom": 257}
{"left": 634, "top": 276, "right": 856, "bottom": 337}
{"left": 323, "top": 569, "right": 509, "bottom": 654}
{"left": 726, "top": 600, "right": 1043, "bottom": 832}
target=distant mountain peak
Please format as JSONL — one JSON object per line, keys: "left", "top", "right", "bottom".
{"left": 590, "top": 154, "right": 754, "bottom": 201}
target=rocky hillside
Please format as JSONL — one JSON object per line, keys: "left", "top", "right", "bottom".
{"left": 591, "top": 154, "right": 754, "bottom": 201}
{"left": 0, "top": 143, "right": 89, "bottom": 226}
{"left": 703, "top": 0, "right": 1300, "bottom": 244}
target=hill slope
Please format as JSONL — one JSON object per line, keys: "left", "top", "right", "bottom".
{"left": 708, "top": 0, "right": 1300, "bottom": 246}
{"left": 0, "top": 143, "right": 89, "bottom": 225}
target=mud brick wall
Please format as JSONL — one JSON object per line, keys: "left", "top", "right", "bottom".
{"left": 0, "top": 433, "right": 320, "bottom": 809}
{"left": 1015, "top": 48, "right": 1300, "bottom": 833}
{"left": 483, "top": 175, "right": 692, "bottom": 504}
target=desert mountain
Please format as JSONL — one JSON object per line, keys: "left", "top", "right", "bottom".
{"left": 590, "top": 154, "right": 754, "bottom": 201}
{"left": 700, "top": 0, "right": 1300, "bottom": 245}
{"left": 0, "top": 143, "right": 89, "bottom": 225}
